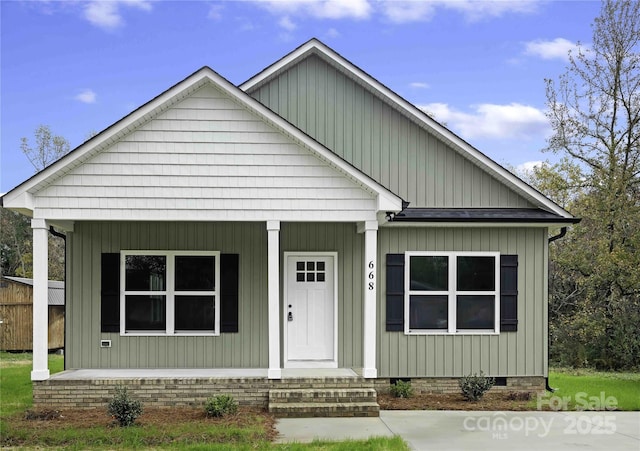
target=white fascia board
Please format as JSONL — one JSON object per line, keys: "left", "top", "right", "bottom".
{"left": 2, "top": 191, "right": 34, "bottom": 216}
{"left": 241, "top": 39, "right": 574, "bottom": 220}
{"left": 241, "top": 40, "right": 320, "bottom": 91}
{"left": 377, "top": 192, "right": 402, "bottom": 212}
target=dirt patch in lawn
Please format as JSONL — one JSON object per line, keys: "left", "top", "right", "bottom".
{"left": 379, "top": 391, "right": 537, "bottom": 411}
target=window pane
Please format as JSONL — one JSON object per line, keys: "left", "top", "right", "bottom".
{"left": 175, "top": 256, "right": 215, "bottom": 291}
{"left": 175, "top": 295, "right": 215, "bottom": 331}
{"left": 125, "top": 256, "right": 166, "bottom": 291}
{"left": 125, "top": 295, "right": 166, "bottom": 330}
{"left": 409, "top": 295, "right": 448, "bottom": 329}
{"left": 410, "top": 256, "right": 448, "bottom": 291}
{"left": 457, "top": 256, "right": 495, "bottom": 291}
{"left": 456, "top": 295, "right": 495, "bottom": 329}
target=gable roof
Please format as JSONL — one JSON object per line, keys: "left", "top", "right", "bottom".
{"left": 1, "top": 65, "right": 403, "bottom": 217}
{"left": 241, "top": 38, "right": 575, "bottom": 221}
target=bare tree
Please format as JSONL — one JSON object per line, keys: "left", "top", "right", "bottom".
{"left": 20, "top": 124, "right": 71, "bottom": 171}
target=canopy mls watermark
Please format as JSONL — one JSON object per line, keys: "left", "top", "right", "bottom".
{"left": 463, "top": 392, "right": 619, "bottom": 439}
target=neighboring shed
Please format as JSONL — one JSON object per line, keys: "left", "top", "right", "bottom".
{"left": 0, "top": 276, "right": 64, "bottom": 351}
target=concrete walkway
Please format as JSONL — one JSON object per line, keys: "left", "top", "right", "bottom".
{"left": 275, "top": 410, "right": 640, "bottom": 450}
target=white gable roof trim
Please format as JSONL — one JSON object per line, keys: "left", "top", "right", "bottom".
{"left": 2, "top": 66, "right": 403, "bottom": 218}
{"left": 241, "top": 39, "right": 575, "bottom": 220}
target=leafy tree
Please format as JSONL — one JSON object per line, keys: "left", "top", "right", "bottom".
{"left": 543, "top": 0, "right": 640, "bottom": 369}
{"left": 1, "top": 125, "right": 71, "bottom": 279}
{"left": 0, "top": 209, "right": 32, "bottom": 277}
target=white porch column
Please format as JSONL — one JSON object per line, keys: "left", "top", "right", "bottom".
{"left": 266, "top": 220, "right": 281, "bottom": 379}
{"left": 31, "top": 218, "right": 50, "bottom": 381}
{"left": 361, "top": 220, "right": 378, "bottom": 378}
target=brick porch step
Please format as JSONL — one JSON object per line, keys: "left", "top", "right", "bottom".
{"left": 268, "top": 388, "right": 379, "bottom": 417}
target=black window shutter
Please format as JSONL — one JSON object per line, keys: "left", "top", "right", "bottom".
{"left": 386, "top": 254, "right": 405, "bottom": 331}
{"left": 101, "top": 253, "right": 120, "bottom": 333}
{"left": 500, "top": 254, "right": 518, "bottom": 332}
{"left": 220, "top": 253, "right": 239, "bottom": 333}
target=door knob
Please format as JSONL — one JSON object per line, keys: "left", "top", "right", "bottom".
{"left": 288, "top": 312, "right": 293, "bottom": 322}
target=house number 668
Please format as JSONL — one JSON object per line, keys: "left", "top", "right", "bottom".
{"left": 368, "top": 261, "right": 375, "bottom": 290}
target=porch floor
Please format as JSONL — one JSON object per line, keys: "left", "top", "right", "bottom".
{"left": 48, "top": 367, "right": 360, "bottom": 380}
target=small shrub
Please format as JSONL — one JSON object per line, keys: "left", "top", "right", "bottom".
{"left": 204, "top": 394, "right": 238, "bottom": 418}
{"left": 389, "top": 380, "right": 413, "bottom": 398}
{"left": 108, "top": 386, "right": 143, "bottom": 427}
{"left": 459, "top": 372, "right": 495, "bottom": 402}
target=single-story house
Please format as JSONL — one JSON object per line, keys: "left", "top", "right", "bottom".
{"left": 0, "top": 276, "right": 65, "bottom": 351}
{"left": 1, "top": 39, "right": 578, "bottom": 416}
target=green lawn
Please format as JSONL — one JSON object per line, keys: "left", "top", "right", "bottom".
{"left": 0, "top": 352, "right": 408, "bottom": 450}
{"left": 540, "top": 368, "right": 640, "bottom": 411}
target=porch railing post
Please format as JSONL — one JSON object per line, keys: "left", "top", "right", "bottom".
{"left": 266, "top": 220, "right": 281, "bottom": 379}
{"left": 31, "top": 218, "right": 50, "bottom": 381}
{"left": 362, "top": 220, "right": 378, "bottom": 378}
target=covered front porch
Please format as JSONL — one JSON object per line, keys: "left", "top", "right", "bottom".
{"left": 29, "top": 220, "right": 386, "bottom": 382}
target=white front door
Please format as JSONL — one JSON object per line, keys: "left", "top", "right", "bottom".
{"left": 284, "top": 253, "right": 337, "bottom": 368}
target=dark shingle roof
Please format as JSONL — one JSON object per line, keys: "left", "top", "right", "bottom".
{"left": 391, "top": 208, "right": 581, "bottom": 224}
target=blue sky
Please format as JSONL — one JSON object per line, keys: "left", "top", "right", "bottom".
{"left": 1, "top": 0, "right": 602, "bottom": 193}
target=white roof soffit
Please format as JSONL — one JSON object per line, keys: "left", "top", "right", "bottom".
{"left": 2, "top": 65, "right": 403, "bottom": 215}
{"left": 241, "top": 39, "right": 574, "bottom": 220}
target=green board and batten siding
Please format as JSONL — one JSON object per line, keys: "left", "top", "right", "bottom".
{"left": 65, "top": 221, "right": 367, "bottom": 370}
{"left": 66, "top": 221, "right": 269, "bottom": 369}
{"left": 378, "top": 227, "right": 548, "bottom": 378}
{"left": 66, "top": 222, "right": 547, "bottom": 378}
{"left": 248, "top": 54, "right": 535, "bottom": 209}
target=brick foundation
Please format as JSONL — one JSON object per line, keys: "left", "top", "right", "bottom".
{"left": 33, "top": 375, "right": 545, "bottom": 410}
{"left": 375, "top": 376, "right": 546, "bottom": 395}
{"left": 32, "top": 377, "right": 376, "bottom": 410}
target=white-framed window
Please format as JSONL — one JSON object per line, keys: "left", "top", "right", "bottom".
{"left": 120, "top": 251, "right": 220, "bottom": 336}
{"left": 405, "top": 251, "right": 500, "bottom": 335}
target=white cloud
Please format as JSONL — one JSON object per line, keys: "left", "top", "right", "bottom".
{"left": 83, "top": 0, "right": 152, "bottom": 30}
{"left": 381, "top": 1, "right": 435, "bottom": 23}
{"left": 443, "top": 0, "right": 539, "bottom": 22}
{"left": 208, "top": 4, "right": 224, "bottom": 21}
{"left": 75, "top": 89, "right": 97, "bottom": 104}
{"left": 418, "top": 102, "right": 550, "bottom": 140}
{"left": 250, "top": 0, "right": 540, "bottom": 29}
{"left": 524, "top": 38, "right": 578, "bottom": 61}
{"left": 325, "top": 27, "right": 340, "bottom": 38}
{"left": 410, "top": 82, "right": 430, "bottom": 89}
{"left": 253, "top": 0, "right": 372, "bottom": 20}
{"left": 516, "top": 160, "right": 545, "bottom": 173}
{"left": 279, "top": 16, "right": 297, "bottom": 31}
